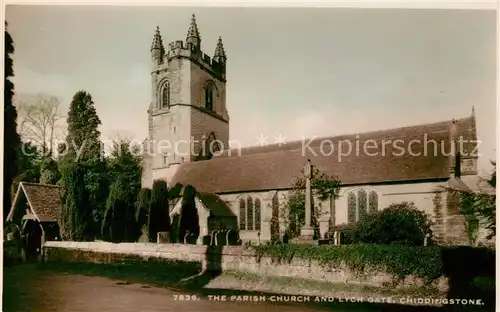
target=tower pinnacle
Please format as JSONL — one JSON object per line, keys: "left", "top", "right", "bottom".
{"left": 213, "top": 36, "right": 227, "bottom": 64}
{"left": 151, "top": 26, "right": 165, "bottom": 64}
{"left": 186, "top": 14, "right": 201, "bottom": 50}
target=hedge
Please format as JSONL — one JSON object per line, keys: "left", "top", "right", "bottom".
{"left": 251, "top": 244, "right": 494, "bottom": 284}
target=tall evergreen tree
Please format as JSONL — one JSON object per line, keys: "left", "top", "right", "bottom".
{"left": 102, "top": 177, "right": 139, "bottom": 242}
{"left": 58, "top": 163, "right": 90, "bottom": 241}
{"left": 148, "top": 180, "right": 170, "bottom": 242}
{"left": 101, "top": 141, "right": 142, "bottom": 242}
{"left": 62, "top": 90, "right": 108, "bottom": 238}
{"left": 136, "top": 188, "right": 151, "bottom": 227}
{"left": 178, "top": 184, "right": 199, "bottom": 243}
{"left": 65, "top": 91, "right": 102, "bottom": 161}
{"left": 4, "top": 22, "right": 22, "bottom": 217}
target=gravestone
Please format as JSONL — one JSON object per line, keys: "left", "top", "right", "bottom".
{"left": 218, "top": 231, "right": 227, "bottom": 245}
{"left": 157, "top": 231, "right": 170, "bottom": 243}
{"left": 226, "top": 230, "right": 240, "bottom": 245}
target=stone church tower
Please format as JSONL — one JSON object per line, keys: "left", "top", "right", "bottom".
{"left": 141, "top": 15, "right": 229, "bottom": 188}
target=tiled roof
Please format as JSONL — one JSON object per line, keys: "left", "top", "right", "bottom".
{"left": 11, "top": 182, "right": 61, "bottom": 222}
{"left": 170, "top": 116, "right": 477, "bottom": 194}
{"left": 197, "top": 192, "right": 236, "bottom": 217}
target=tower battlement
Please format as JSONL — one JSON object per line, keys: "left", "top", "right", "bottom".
{"left": 165, "top": 40, "right": 226, "bottom": 79}
{"left": 151, "top": 14, "right": 227, "bottom": 79}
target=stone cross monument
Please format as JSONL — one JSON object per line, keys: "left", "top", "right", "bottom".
{"left": 299, "top": 159, "right": 315, "bottom": 242}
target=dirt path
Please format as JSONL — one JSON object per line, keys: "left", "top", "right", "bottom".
{"left": 4, "top": 265, "right": 335, "bottom": 312}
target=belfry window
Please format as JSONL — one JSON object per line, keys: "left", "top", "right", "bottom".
{"left": 205, "top": 83, "right": 214, "bottom": 110}
{"left": 161, "top": 82, "right": 170, "bottom": 109}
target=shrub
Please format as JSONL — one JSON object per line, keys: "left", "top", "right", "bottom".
{"left": 348, "top": 202, "right": 433, "bottom": 246}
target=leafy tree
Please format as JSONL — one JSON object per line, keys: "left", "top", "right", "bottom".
{"left": 11, "top": 141, "right": 42, "bottom": 198}
{"left": 107, "top": 139, "right": 142, "bottom": 194}
{"left": 58, "top": 163, "right": 91, "bottom": 241}
{"left": 178, "top": 184, "right": 199, "bottom": 243}
{"left": 348, "top": 202, "right": 434, "bottom": 246}
{"left": 4, "top": 22, "right": 22, "bottom": 217}
{"left": 39, "top": 156, "right": 60, "bottom": 184}
{"left": 459, "top": 162, "right": 496, "bottom": 241}
{"left": 284, "top": 166, "right": 341, "bottom": 238}
{"left": 148, "top": 180, "right": 170, "bottom": 242}
{"left": 62, "top": 90, "right": 108, "bottom": 239}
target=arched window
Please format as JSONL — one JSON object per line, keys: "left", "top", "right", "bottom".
{"left": 255, "top": 199, "right": 261, "bottom": 231}
{"left": 202, "top": 132, "right": 220, "bottom": 160}
{"left": 347, "top": 189, "right": 375, "bottom": 224}
{"left": 238, "top": 196, "right": 262, "bottom": 231}
{"left": 347, "top": 192, "right": 356, "bottom": 224}
{"left": 204, "top": 82, "right": 214, "bottom": 110}
{"left": 161, "top": 81, "right": 170, "bottom": 109}
{"left": 246, "top": 196, "right": 254, "bottom": 230}
{"left": 369, "top": 191, "right": 378, "bottom": 213}
{"left": 358, "top": 190, "right": 367, "bottom": 222}
{"left": 239, "top": 199, "right": 246, "bottom": 230}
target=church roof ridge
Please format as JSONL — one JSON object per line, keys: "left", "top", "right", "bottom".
{"left": 216, "top": 115, "right": 473, "bottom": 158}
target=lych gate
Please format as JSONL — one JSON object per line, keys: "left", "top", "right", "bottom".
{"left": 6, "top": 182, "right": 61, "bottom": 261}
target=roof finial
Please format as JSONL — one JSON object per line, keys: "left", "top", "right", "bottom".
{"left": 213, "top": 36, "right": 227, "bottom": 63}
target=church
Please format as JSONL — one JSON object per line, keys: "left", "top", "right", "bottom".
{"left": 141, "top": 15, "right": 483, "bottom": 245}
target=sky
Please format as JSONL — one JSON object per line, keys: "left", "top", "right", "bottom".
{"left": 5, "top": 6, "right": 497, "bottom": 176}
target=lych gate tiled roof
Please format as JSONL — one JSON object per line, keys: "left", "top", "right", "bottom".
{"left": 8, "top": 182, "right": 61, "bottom": 222}
{"left": 170, "top": 116, "right": 477, "bottom": 194}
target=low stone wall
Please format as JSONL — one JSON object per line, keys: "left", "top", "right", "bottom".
{"left": 43, "top": 241, "right": 448, "bottom": 291}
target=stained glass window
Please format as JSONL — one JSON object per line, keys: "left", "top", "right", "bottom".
{"left": 358, "top": 190, "right": 367, "bottom": 222}
{"left": 239, "top": 198, "right": 246, "bottom": 230}
{"left": 369, "top": 191, "right": 378, "bottom": 214}
{"left": 161, "top": 82, "right": 170, "bottom": 108}
{"left": 255, "top": 198, "right": 261, "bottom": 231}
{"left": 205, "top": 83, "right": 214, "bottom": 110}
{"left": 347, "top": 192, "right": 356, "bottom": 224}
{"left": 246, "top": 197, "right": 254, "bottom": 230}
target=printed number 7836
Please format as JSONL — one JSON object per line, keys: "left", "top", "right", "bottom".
{"left": 173, "top": 295, "right": 199, "bottom": 301}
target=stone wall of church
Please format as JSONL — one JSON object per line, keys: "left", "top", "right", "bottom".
{"left": 190, "top": 108, "right": 229, "bottom": 160}
{"left": 141, "top": 152, "right": 153, "bottom": 189}
{"left": 219, "top": 191, "right": 276, "bottom": 244}
{"left": 336, "top": 182, "right": 446, "bottom": 226}
{"left": 217, "top": 181, "right": 450, "bottom": 244}
{"left": 189, "top": 62, "right": 227, "bottom": 118}
{"left": 151, "top": 58, "right": 191, "bottom": 109}
{"left": 150, "top": 105, "right": 192, "bottom": 169}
